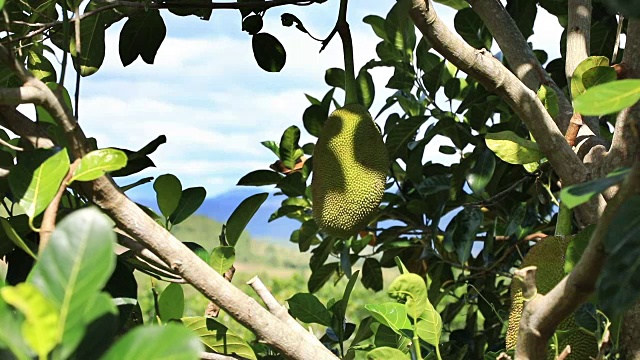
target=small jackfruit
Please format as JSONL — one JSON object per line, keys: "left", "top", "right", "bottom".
{"left": 506, "top": 236, "right": 597, "bottom": 359}
{"left": 311, "top": 104, "right": 388, "bottom": 238}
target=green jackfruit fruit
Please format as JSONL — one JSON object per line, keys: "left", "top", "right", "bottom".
{"left": 311, "top": 104, "right": 388, "bottom": 238}
{"left": 506, "top": 236, "right": 598, "bottom": 359}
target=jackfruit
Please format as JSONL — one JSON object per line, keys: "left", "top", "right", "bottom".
{"left": 311, "top": 104, "right": 388, "bottom": 238}
{"left": 506, "top": 235, "right": 598, "bottom": 359}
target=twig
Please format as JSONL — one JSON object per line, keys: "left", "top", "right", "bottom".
{"left": 0, "top": 106, "right": 54, "bottom": 149}
{"left": 0, "top": 137, "right": 23, "bottom": 151}
{"left": 564, "top": 112, "right": 583, "bottom": 147}
{"left": 557, "top": 345, "right": 571, "bottom": 360}
{"left": 199, "top": 352, "right": 240, "bottom": 360}
{"left": 39, "top": 159, "right": 80, "bottom": 253}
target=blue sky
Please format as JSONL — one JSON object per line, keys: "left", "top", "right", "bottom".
{"left": 21, "top": 1, "right": 563, "bottom": 202}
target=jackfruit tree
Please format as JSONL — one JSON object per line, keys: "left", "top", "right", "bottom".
{"left": 0, "top": 0, "right": 639, "bottom": 359}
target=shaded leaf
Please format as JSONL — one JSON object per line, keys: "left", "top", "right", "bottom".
{"left": 153, "top": 174, "right": 182, "bottom": 219}
{"left": 252, "top": 32, "right": 286, "bottom": 72}
{"left": 169, "top": 187, "right": 206, "bottom": 226}
{"left": 571, "top": 56, "right": 609, "bottom": 97}
{"left": 0, "top": 218, "right": 36, "bottom": 259}
{"left": 361, "top": 258, "right": 383, "bottom": 291}
{"left": 101, "top": 323, "right": 201, "bottom": 360}
{"left": 561, "top": 167, "right": 629, "bottom": 209}
{"left": 225, "top": 193, "right": 268, "bottom": 247}
{"left": 182, "top": 317, "right": 255, "bottom": 359}
{"left": 366, "top": 347, "right": 409, "bottom": 359}
{"left": 287, "top": 293, "right": 332, "bottom": 326}
{"left": 237, "top": 169, "right": 283, "bottom": 186}
{"left": 279, "top": 125, "right": 302, "bottom": 170}
{"left": 119, "top": 10, "right": 167, "bottom": 66}
{"left": 325, "top": 68, "right": 345, "bottom": 89}
{"left": 158, "top": 283, "right": 184, "bottom": 322}
{"left": 466, "top": 146, "right": 495, "bottom": 194}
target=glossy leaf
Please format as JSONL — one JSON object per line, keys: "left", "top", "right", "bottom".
{"left": 385, "top": 0, "right": 416, "bottom": 59}
{"left": 209, "top": 246, "right": 235, "bottom": 274}
{"left": 598, "top": 195, "right": 640, "bottom": 318}
{"left": 119, "top": 10, "right": 167, "bottom": 66}
{"left": 101, "top": 323, "right": 201, "bottom": 360}
{"left": 364, "top": 302, "right": 411, "bottom": 335}
{"left": 287, "top": 293, "right": 332, "bottom": 326}
{"left": 225, "top": 193, "right": 268, "bottom": 247}
{"left": 574, "top": 79, "right": 640, "bottom": 115}
{"left": 279, "top": 125, "right": 302, "bottom": 170}
{"left": 237, "top": 170, "right": 283, "bottom": 186}
{"left": 416, "top": 304, "right": 442, "bottom": 346}
{"left": 29, "top": 207, "right": 116, "bottom": 356}
{"left": 153, "top": 174, "right": 182, "bottom": 218}
{"left": 0, "top": 283, "right": 58, "bottom": 358}
{"left": 70, "top": 148, "right": 127, "bottom": 182}
{"left": 582, "top": 66, "right": 617, "bottom": 89}
{"left": 485, "top": 131, "right": 544, "bottom": 164}
{"left": 325, "top": 67, "right": 345, "bottom": 89}
{"left": 28, "top": 50, "right": 57, "bottom": 82}
{"left": 454, "top": 8, "right": 491, "bottom": 49}
{"left": 308, "top": 262, "right": 339, "bottom": 293}
{"left": 252, "top": 32, "right": 286, "bottom": 72}
{"left": 158, "top": 283, "right": 184, "bottom": 322}
{"left": 182, "top": 316, "right": 256, "bottom": 360}
{"left": 466, "top": 146, "right": 496, "bottom": 194}
{"left": 357, "top": 68, "right": 375, "bottom": 109}
{"left": 9, "top": 148, "right": 69, "bottom": 221}
{"left": 363, "top": 15, "right": 387, "bottom": 41}
{"left": 361, "top": 258, "right": 383, "bottom": 291}
{"left": 561, "top": 167, "right": 629, "bottom": 209}
{"left": 571, "top": 56, "right": 609, "bottom": 97}
{"left": 168, "top": 187, "right": 206, "bottom": 226}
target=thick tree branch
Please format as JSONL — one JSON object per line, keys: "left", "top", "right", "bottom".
{"left": 408, "top": 0, "right": 604, "bottom": 224}
{"left": 0, "top": 106, "right": 54, "bottom": 149}
{"left": 565, "top": 0, "right": 591, "bottom": 88}
{"left": 468, "top": 0, "right": 572, "bottom": 131}
{"left": 515, "top": 162, "right": 640, "bottom": 359}
{"left": 0, "top": 44, "right": 337, "bottom": 360}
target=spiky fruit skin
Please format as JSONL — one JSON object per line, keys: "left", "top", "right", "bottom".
{"left": 311, "top": 104, "right": 388, "bottom": 238}
{"left": 506, "top": 236, "right": 598, "bottom": 359}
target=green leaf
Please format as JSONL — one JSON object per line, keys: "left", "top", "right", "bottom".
{"left": 276, "top": 172, "right": 306, "bottom": 197}
{"left": 385, "top": 0, "right": 416, "bottom": 60}
{"left": 361, "top": 258, "right": 383, "bottom": 291}
{"left": 182, "top": 316, "right": 256, "bottom": 360}
{"left": 485, "top": 131, "right": 544, "bottom": 164}
{"left": 415, "top": 303, "right": 442, "bottom": 346}
{"left": 184, "top": 242, "right": 209, "bottom": 263}
{"left": 433, "top": 0, "right": 469, "bottom": 10}
{"left": 506, "top": 0, "right": 537, "bottom": 39}
{"left": 252, "top": 32, "right": 286, "bottom": 72}
{"left": 209, "top": 246, "right": 235, "bottom": 274}
{"left": 303, "top": 104, "right": 327, "bottom": 137}
{"left": 565, "top": 226, "right": 595, "bottom": 274}
{"left": 237, "top": 170, "right": 283, "bottom": 186}
{"left": 225, "top": 193, "right": 268, "bottom": 247}
{"left": 364, "top": 302, "right": 412, "bottom": 335}
{"left": 561, "top": 167, "right": 629, "bottom": 209}
{"left": 598, "top": 195, "right": 640, "bottom": 318}
{"left": 0, "top": 292, "right": 32, "bottom": 360}
{"left": 71, "top": 11, "right": 106, "bottom": 76}
{"left": 389, "top": 273, "right": 428, "bottom": 319}
{"left": 308, "top": 262, "right": 339, "bottom": 293}
{"left": 0, "top": 283, "right": 58, "bottom": 358}
{"left": 119, "top": 10, "right": 166, "bottom": 66}
{"left": 466, "top": 146, "right": 495, "bottom": 194}
{"left": 279, "top": 125, "right": 302, "bottom": 170}
{"left": 260, "top": 140, "right": 279, "bottom": 157}
{"left": 0, "top": 218, "right": 37, "bottom": 259}
{"left": 366, "top": 347, "right": 409, "bottom": 359}
{"left": 363, "top": 15, "right": 387, "bottom": 41}
{"left": 454, "top": 8, "right": 492, "bottom": 49}
{"left": 287, "top": 293, "right": 332, "bottom": 326}
{"left": 100, "top": 323, "right": 201, "bottom": 360}
{"left": 70, "top": 148, "right": 127, "bottom": 182}
{"left": 449, "top": 206, "right": 483, "bottom": 264}
{"left": 325, "top": 67, "right": 345, "bottom": 89}
{"left": 169, "top": 187, "right": 206, "bottom": 226}
{"left": 537, "top": 84, "right": 559, "bottom": 119}
{"left": 9, "top": 148, "right": 70, "bottom": 221}
{"left": 582, "top": 66, "right": 617, "bottom": 89}
{"left": 154, "top": 174, "right": 182, "bottom": 219}
{"left": 28, "top": 50, "right": 57, "bottom": 82}
{"left": 571, "top": 56, "right": 609, "bottom": 97}
{"left": 158, "top": 283, "right": 184, "bottom": 322}
{"left": 574, "top": 79, "right": 640, "bottom": 115}
{"left": 36, "top": 83, "right": 73, "bottom": 125}
{"left": 386, "top": 116, "right": 427, "bottom": 158}
{"left": 29, "top": 207, "right": 116, "bottom": 356}
{"left": 357, "top": 68, "right": 375, "bottom": 109}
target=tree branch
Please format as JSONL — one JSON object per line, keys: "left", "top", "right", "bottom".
{"left": 565, "top": 0, "right": 591, "bottom": 89}
{"left": 516, "top": 161, "right": 640, "bottom": 359}
{"left": 0, "top": 106, "right": 54, "bottom": 149}
{"left": 468, "top": 0, "right": 573, "bottom": 131}
{"left": 0, "top": 43, "right": 337, "bottom": 360}
{"left": 408, "top": 0, "right": 604, "bottom": 225}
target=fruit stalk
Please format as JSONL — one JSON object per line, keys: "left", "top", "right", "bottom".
{"left": 336, "top": 0, "right": 358, "bottom": 105}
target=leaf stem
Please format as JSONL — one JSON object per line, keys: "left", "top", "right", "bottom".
{"left": 336, "top": 0, "right": 357, "bottom": 105}
{"left": 555, "top": 203, "right": 573, "bottom": 236}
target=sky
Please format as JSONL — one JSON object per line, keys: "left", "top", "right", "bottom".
{"left": 20, "top": 0, "right": 564, "bottom": 202}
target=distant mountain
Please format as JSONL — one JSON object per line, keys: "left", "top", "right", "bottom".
{"left": 195, "top": 187, "right": 301, "bottom": 243}
{"left": 135, "top": 187, "right": 300, "bottom": 244}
